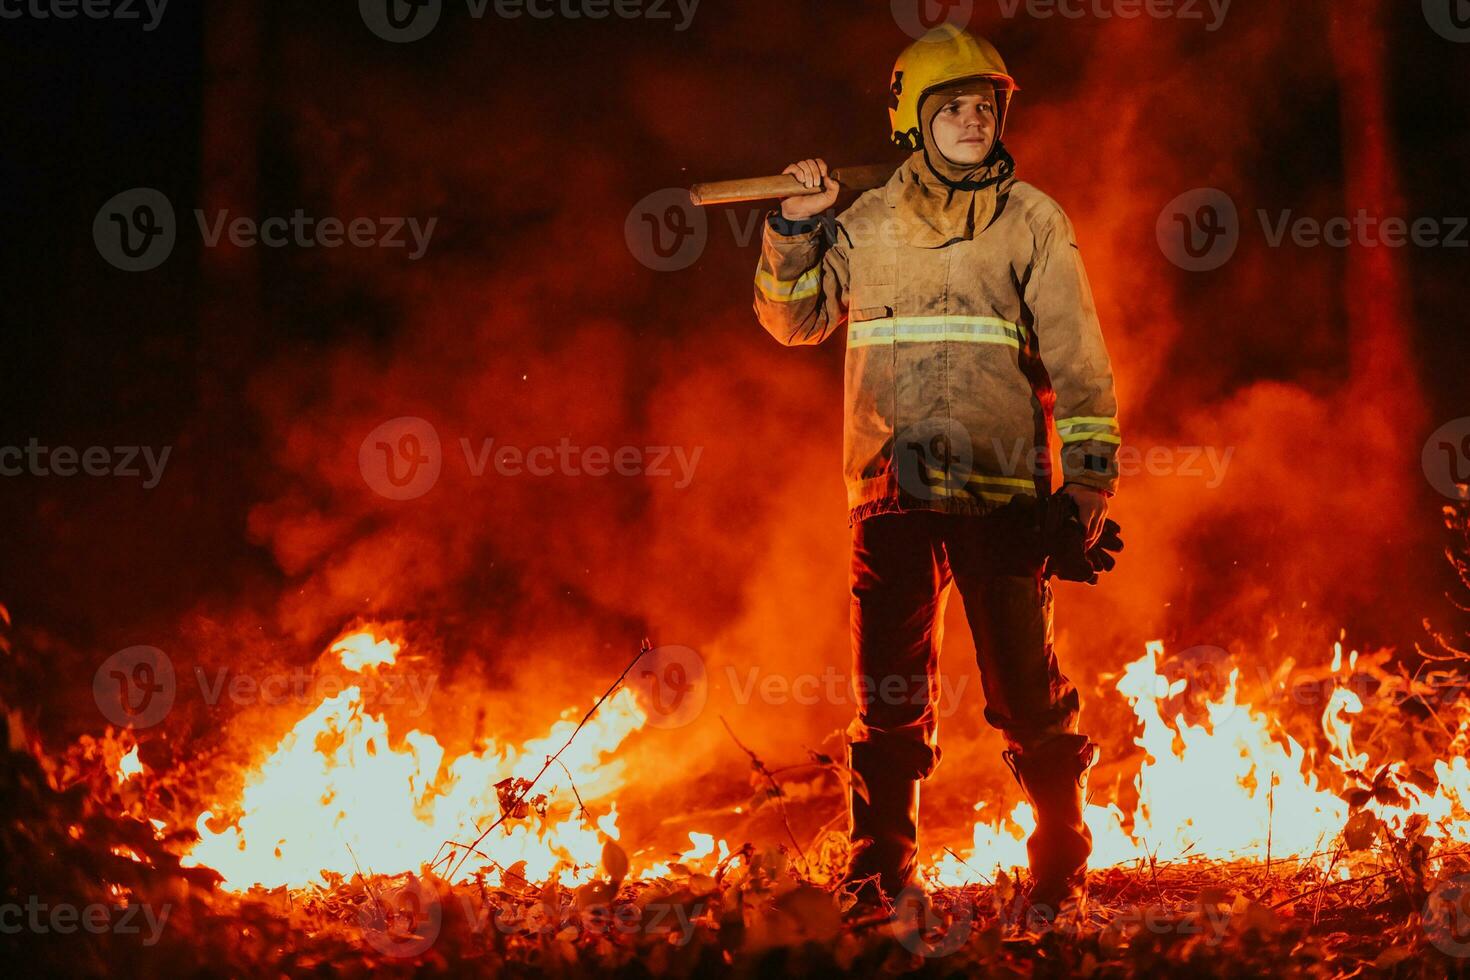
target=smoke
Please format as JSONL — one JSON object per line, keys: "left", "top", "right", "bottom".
{"left": 171, "top": 1, "right": 1433, "bottom": 852}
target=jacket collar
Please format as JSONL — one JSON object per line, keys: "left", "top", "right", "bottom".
{"left": 881, "top": 150, "right": 1017, "bottom": 208}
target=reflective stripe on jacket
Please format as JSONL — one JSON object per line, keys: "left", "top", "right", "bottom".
{"left": 753, "top": 165, "right": 1121, "bottom": 526}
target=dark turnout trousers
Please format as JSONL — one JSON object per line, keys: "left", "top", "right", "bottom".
{"left": 845, "top": 505, "right": 1084, "bottom": 779}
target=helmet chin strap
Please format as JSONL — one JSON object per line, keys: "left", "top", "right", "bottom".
{"left": 921, "top": 139, "right": 1016, "bottom": 192}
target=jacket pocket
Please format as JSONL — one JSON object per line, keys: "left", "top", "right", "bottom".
{"left": 849, "top": 255, "right": 896, "bottom": 321}
{"left": 851, "top": 304, "right": 893, "bottom": 323}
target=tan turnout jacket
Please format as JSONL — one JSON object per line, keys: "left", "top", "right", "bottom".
{"left": 753, "top": 164, "right": 1122, "bottom": 526}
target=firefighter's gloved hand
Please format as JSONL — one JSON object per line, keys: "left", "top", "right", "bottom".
{"left": 1061, "top": 483, "right": 1109, "bottom": 548}
{"left": 1087, "top": 518, "right": 1124, "bottom": 576}
{"left": 1041, "top": 492, "right": 1123, "bottom": 585}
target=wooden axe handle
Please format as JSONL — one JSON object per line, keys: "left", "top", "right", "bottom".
{"left": 688, "top": 163, "right": 895, "bottom": 207}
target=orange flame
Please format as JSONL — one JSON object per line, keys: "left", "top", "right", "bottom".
{"left": 931, "top": 640, "right": 1470, "bottom": 885}
{"left": 133, "top": 627, "right": 1466, "bottom": 893}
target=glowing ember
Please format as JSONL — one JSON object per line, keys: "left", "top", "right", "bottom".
{"left": 116, "top": 745, "right": 143, "bottom": 783}
{"left": 332, "top": 633, "right": 398, "bottom": 672}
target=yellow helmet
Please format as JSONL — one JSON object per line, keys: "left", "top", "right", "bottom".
{"left": 888, "top": 24, "right": 1019, "bottom": 150}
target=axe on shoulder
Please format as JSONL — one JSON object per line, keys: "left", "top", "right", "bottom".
{"left": 688, "top": 163, "right": 896, "bottom": 207}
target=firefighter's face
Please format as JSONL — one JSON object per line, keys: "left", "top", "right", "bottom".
{"left": 929, "top": 92, "right": 998, "bottom": 165}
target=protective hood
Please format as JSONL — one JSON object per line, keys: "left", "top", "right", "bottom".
{"left": 892, "top": 81, "right": 1017, "bottom": 248}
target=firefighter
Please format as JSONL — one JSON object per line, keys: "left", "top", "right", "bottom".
{"left": 752, "top": 25, "right": 1122, "bottom": 917}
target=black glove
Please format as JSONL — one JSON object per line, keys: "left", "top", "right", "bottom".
{"left": 1087, "top": 518, "right": 1124, "bottom": 576}
{"left": 1040, "top": 491, "right": 1124, "bottom": 585}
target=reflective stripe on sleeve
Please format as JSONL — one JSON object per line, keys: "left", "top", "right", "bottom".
{"left": 756, "top": 266, "right": 821, "bottom": 303}
{"left": 1056, "top": 416, "right": 1121, "bottom": 445}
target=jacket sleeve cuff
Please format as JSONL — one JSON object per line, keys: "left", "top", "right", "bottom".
{"left": 1063, "top": 476, "right": 1116, "bottom": 497}
{"left": 767, "top": 209, "right": 821, "bottom": 237}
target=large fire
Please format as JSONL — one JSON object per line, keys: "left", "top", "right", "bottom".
{"left": 116, "top": 628, "right": 1467, "bottom": 895}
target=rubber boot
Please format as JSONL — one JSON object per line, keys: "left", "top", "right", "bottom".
{"left": 1002, "top": 734, "right": 1097, "bottom": 921}
{"left": 840, "top": 740, "right": 921, "bottom": 909}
